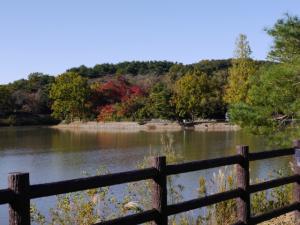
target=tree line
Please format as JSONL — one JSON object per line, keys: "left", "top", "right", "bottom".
{"left": 67, "top": 61, "right": 175, "bottom": 77}
{"left": 0, "top": 59, "right": 239, "bottom": 125}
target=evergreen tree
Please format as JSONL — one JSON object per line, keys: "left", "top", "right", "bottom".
{"left": 266, "top": 14, "right": 300, "bottom": 62}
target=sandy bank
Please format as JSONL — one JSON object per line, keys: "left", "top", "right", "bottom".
{"left": 194, "top": 122, "right": 240, "bottom": 131}
{"left": 52, "top": 121, "right": 240, "bottom": 132}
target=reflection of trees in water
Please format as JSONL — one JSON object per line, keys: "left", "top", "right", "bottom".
{"left": 51, "top": 129, "right": 172, "bottom": 151}
{"left": 95, "top": 131, "right": 164, "bottom": 149}
{"left": 0, "top": 127, "right": 53, "bottom": 151}
{"left": 51, "top": 129, "right": 100, "bottom": 152}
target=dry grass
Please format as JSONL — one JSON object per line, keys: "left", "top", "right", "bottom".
{"left": 259, "top": 212, "right": 296, "bottom": 225}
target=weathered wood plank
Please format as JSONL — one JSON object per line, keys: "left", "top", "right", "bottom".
{"left": 167, "top": 188, "right": 242, "bottom": 215}
{"left": 293, "top": 140, "right": 300, "bottom": 225}
{"left": 30, "top": 168, "right": 157, "bottom": 198}
{"left": 166, "top": 155, "right": 242, "bottom": 175}
{"left": 249, "top": 175, "right": 300, "bottom": 193}
{"left": 151, "top": 156, "right": 167, "bottom": 225}
{"left": 237, "top": 146, "right": 250, "bottom": 224}
{"left": 249, "top": 148, "right": 294, "bottom": 161}
{"left": 0, "top": 189, "right": 14, "bottom": 205}
{"left": 8, "top": 172, "right": 30, "bottom": 225}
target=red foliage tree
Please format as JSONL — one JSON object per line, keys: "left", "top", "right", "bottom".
{"left": 97, "top": 104, "right": 123, "bottom": 121}
{"left": 91, "top": 76, "right": 145, "bottom": 121}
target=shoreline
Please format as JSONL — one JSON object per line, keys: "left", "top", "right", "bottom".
{"left": 51, "top": 121, "right": 240, "bottom": 132}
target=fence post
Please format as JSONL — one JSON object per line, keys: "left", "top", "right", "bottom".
{"left": 293, "top": 140, "right": 300, "bottom": 225}
{"left": 151, "top": 156, "right": 167, "bottom": 225}
{"left": 8, "top": 172, "right": 30, "bottom": 225}
{"left": 236, "top": 145, "right": 250, "bottom": 224}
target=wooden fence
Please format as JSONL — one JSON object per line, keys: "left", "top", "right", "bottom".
{"left": 1, "top": 141, "right": 300, "bottom": 225}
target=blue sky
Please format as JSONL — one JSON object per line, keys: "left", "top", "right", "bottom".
{"left": 0, "top": 1, "right": 300, "bottom": 84}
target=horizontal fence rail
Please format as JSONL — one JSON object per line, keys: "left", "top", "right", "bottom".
{"left": 30, "top": 167, "right": 157, "bottom": 199}
{"left": 0, "top": 141, "right": 300, "bottom": 225}
{"left": 166, "top": 154, "right": 243, "bottom": 175}
{"left": 248, "top": 148, "right": 295, "bottom": 161}
{"left": 0, "top": 189, "right": 13, "bottom": 205}
{"left": 249, "top": 174, "right": 300, "bottom": 193}
{"left": 167, "top": 188, "right": 243, "bottom": 216}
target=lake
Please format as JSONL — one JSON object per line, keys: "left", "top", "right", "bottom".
{"left": 0, "top": 127, "right": 292, "bottom": 224}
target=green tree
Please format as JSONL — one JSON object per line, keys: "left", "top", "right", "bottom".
{"left": 229, "top": 61, "right": 300, "bottom": 133}
{"left": 27, "top": 73, "right": 55, "bottom": 114}
{"left": 224, "top": 34, "right": 257, "bottom": 105}
{"left": 50, "top": 72, "right": 90, "bottom": 121}
{"left": 0, "top": 85, "right": 13, "bottom": 116}
{"left": 173, "top": 71, "right": 213, "bottom": 121}
{"left": 209, "top": 70, "right": 228, "bottom": 118}
{"left": 166, "top": 63, "right": 188, "bottom": 82}
{"left": 27, "top": 73, "right": 55, "bottom": 91}
{"left": 143, "top": 83, "right": 175, "bottom": 119}
{"left": 5, "top": 73, "right": 55, "bottom": 115}
{"left": 266, "top": 14, "right": 300, "bottom": 62}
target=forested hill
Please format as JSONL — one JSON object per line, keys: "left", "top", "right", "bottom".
{"left": 66, "top": 59, "right": 234, "bottom": 78}
{"left": 0, "top": 59, "right": 269, "bottom": 126}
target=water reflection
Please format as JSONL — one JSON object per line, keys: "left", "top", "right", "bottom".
{"left": 0, "top": 127, "right": 291, "bottom": 183}
{"left": 0, "top": 127, "right": 293, "bottom": 224}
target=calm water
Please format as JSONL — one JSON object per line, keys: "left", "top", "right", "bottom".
{"left": 0, "top": 127, "right": 292, "bottom": 224}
